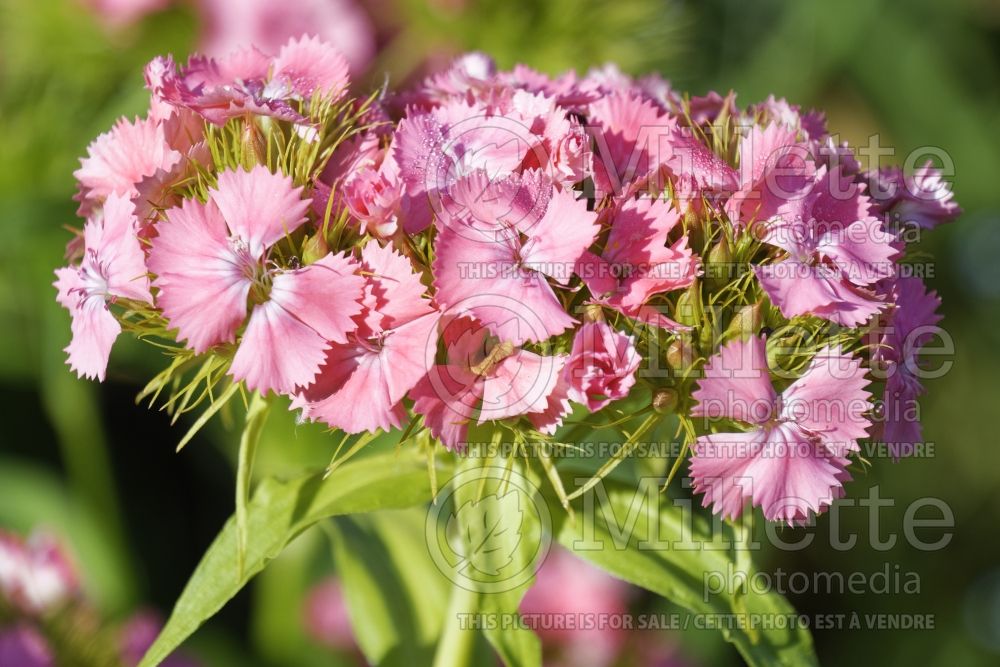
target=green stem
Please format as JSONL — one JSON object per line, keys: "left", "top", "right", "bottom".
{"left": 432, "top": 583, "right": 479, "bottom": 667}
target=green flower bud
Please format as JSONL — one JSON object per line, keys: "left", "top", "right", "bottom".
{"left": 725, "top": 303, "right": 763, "bottom": 340}
{"left": 301, "top": 231, "right": 329, "bottom": 265}
{"left": 705, "top": 236, "right": 733, "bottom": 291}
{"left": 674, "top": 280, "right": 702, "bottom": 327}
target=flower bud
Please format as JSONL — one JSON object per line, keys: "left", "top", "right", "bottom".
{"left": 301, "top": 232, "right": 329, "bottom": 265}
{"left": 241, "top": 120, "right": 267, "bottom": 169}
{"left": 666, "top": 337, "right": 694, "bottom": 372}
{"left": 652, "top": 388, "right": 678, "bottom": 414}
{"left": 674, "top": 280, "right": 702, "bottom": 327}
{"left": 582, "top": 303, "right": 605, "bottom": 323}
{"left": 724, "top": 303, "right": 763, "bottom": 340}
{"left": 705, "top": 236, "right": 732, "bottom": 291}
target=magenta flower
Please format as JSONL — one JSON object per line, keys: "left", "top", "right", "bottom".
{"left": 576, "top": 197, "right": 698, "bottom": 329}
{"left": 754, "top": 166, "right": 898, "bottom": 327}
{"left": 410, "top": 317, "right": 566, "bottom": 450}
{"left": 563, "top": 321, "right": 641, "bottom": 412}
{"left": 873, "top": 276, "right": 942, "bottom": 456}
{"left": 54, "top": 193, "right": 152, "bottom": 381}
{"left": 690, "top": 336, "right": 872, "bottom": 523}
{"left": 0, "top": 626, "right": 53, "bottom": 667}
{"left": 432, "top": 171, "right": 599, "bottom": 344}
{"left": 292, "top": 242, "right": 440, "bottom": 434}
{"left": 148, "top": 165, "right": 364, "bottom": 394}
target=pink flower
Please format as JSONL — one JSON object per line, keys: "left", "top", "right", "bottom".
{"left": 563, "top": 321, "right": 640, "bottom": 412}
{"left": 74, "top": 115, "right": 181, "bottom": 213}
{"left": 148, "top": 166, "right": 363, "bottom": 394}
{"left": 520, "top": 547, "right": 631, "bottom": 667}
{"left": 754, "top": 166, "right": 898, "bottom": 327}
{"left": 726, "top": 122, "right": 815, "bottom": 227}
{"left": 587, "top": 91, "right": 676, "bottom": 198}
{"left": 342, "top": 165, "right": 403, "bottom": 238}
{"left": 145, "top": 36, "right": 350, "bottom": 127}
{"left": 410, "top": 317, "right": 566, "bottom": 450}
{"left": 293, "top": 242, "right": 439, "bottom": 434}
{"left": 576, "top": 197, "right": 697, "bottom": 329}
{"left": 689, "top": 336, "right": 872, "bottom": 523}
{"left": 433, "top": 171, "right": 598, "bottom": 344}
{"left": 197, "top": 0, "right": 375, "bottom": 75}
{"left": 873, "top": 276, "right": 942, "bottom": 456}
{"left": 892, "top": 161, "right": 962, "bottom": 229}
{"left": 303, "top": 578, "right": 356, "bottom": 650}
{"left": 0, "top": 530, "right": 79, "bottom": 616}
{"left": 54, "top": 193, "right": 152, "bottom": 381}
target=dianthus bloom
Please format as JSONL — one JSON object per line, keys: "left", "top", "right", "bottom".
{"left": 690, "top": 336, "right": 872, "bottom": 523}
{"left": 148, "top": 165, "right": 363, "bottom": 394}
{"left": 56, "top": 43, "right": 961, "bottom": 531}
{"left": 54, "top": 193, "right": 152, "bottom": 381}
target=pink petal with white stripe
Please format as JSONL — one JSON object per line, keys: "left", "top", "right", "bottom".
{"left": 148, "top": 198, "right": 250, "bottom": 353}
{"left": 268, "top": 253, "right": 364, "bottom": 344}
{"left": 229, "top": 299, "right": 329, "bottom": 394}
{"left": 210, "top": 166, "right": 311, "bottom": 257}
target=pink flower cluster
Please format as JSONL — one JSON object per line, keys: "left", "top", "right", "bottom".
{"left": 0, "top": 529, "right": 198, "bottom": 667}
{"left": 55, "top": 39, "right": 960, "bottom": 524}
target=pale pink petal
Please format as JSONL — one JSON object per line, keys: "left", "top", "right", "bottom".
{"left": 410, "top": 365, "right": 483, "bottom": 450}
{"left": 74, "top": 115, "right": 181, "bottom": 207}
{"left": 268, "top": 252, "right": 364, "bottom": 344}
{"left": 96, "top": 193, "right": 152, "bottom": 302}
{"left": 359, "top": 242, "right": 435, "bottom": 330}
{"left": 54, "top": 267, "right": 85, "bottom": 310}
{"left": 781, "top": 346, "right": 871, "bottom": 453}
{"left": 691, "top": 335, "right": 776, "bottom": 425}
{"left": 755, "top": 260, "right": 883, "bottom": 327}
{"left": 271, "top": 34, "right": 350, "bottom": 100}
{"left": 690, "top": 430, "right": 765, "bottom": 521}
{"left": 65, "top": 296, "right": 121, "bottom": 382}
{"left": 479, "top": 351, "right": 564, "bottom": 423}
{"left": 230, "top": 299, "right": 329, "bottom": 394}
{"left": 210, "top": 166, "right": 311, "bottom": 257}
{"left": 149, "top": 198, "right": 250, "bottom": 353}
{"left": 744, "top": 423, "right": 851, "bottom": 525}
{"left": 294, "top": 344, "right": 406, "bottom": 434}
{"left": 295, "top": 312, "right": 438, "bottom": 433}
{"left": 520, "top": 186, "right": 599, "bottom": 285}
{"left": 588, "top": 92, "right": 674, "bottom": 197}
{"left": 433, "top": 225, "right": 575, "bottom": 344}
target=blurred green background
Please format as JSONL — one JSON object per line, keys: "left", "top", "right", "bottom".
{"left": 1, "top": 0, "right": 998, "bottom": 665}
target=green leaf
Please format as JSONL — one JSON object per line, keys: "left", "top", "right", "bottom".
{"left": 236, "top": 392, "right": 271, "bottom": 577}
{"left": 328, "top": 509, "right": 451, "bottom": 666}
{"left": 137, "top": 447, "right": 449, "bottom": 667}
{"left": 553, "top": 478, "right": 819, "bottom": 667}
